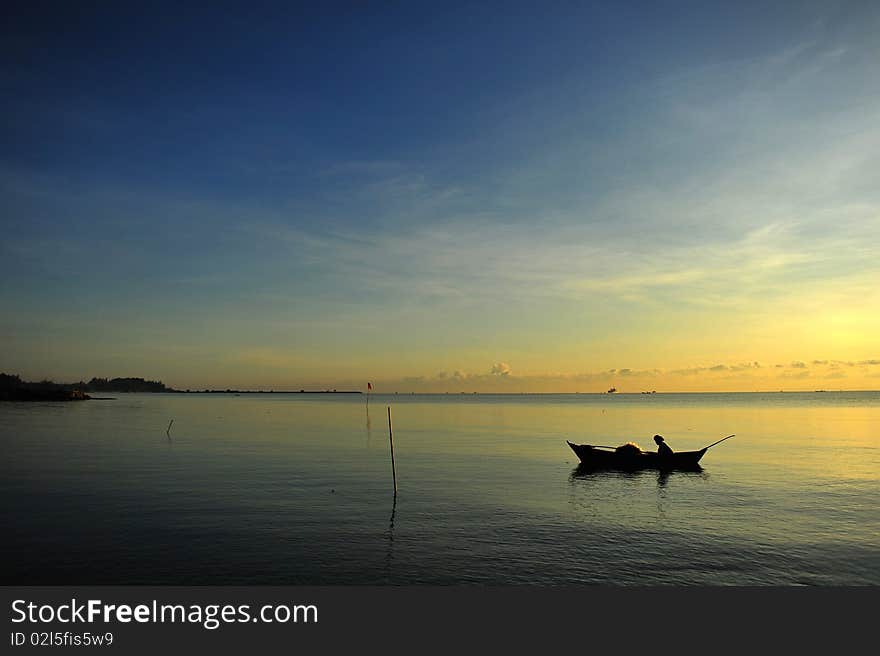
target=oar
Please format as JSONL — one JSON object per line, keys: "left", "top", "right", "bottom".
{"left": 701, "top": 434, "right": 735, "bottom": 450}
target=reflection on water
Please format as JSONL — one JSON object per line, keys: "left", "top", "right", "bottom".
{"left": 569, "top": 464, "right": 709, "bottom": 504}
{"left": 2, "top": 392, "right": 879, "bottom": 585}
{"left": 657, "top": 470, "right": 669, "bottom": 488}
{"left": 385, "top": 496, "right": 396, "bottom": 582}
{"left": 569, "top": 464, "right": 706, "bottom": 488}
{"left": 365, "top": 404, "right": 372, "bottom": 448}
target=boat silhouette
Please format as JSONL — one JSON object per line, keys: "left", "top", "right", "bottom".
{"left": 566, "top": 434, "right": 734, "bottom": 471}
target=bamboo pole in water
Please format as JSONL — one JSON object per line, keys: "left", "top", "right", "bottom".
{"left": 387, "top": 406, "right": 398, "bottom": 496}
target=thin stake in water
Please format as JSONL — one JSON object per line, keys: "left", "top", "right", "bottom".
{"left": 387, "top": 406, "right": 398, "bottom": 496}
{"left": 166, "top": 419, "right": 174, "bottom": 437}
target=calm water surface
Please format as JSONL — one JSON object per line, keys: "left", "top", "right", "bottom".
{"left": 2, "top": 392, "right": 879, "bottom": 584}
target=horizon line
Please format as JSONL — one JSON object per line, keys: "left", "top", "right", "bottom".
{"left": 140, "top": 388, "right": 880, "bottom": 395}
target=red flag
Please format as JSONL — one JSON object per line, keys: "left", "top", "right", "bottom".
{"left": 367, "top": 382, "right": 372, "bottom": 390}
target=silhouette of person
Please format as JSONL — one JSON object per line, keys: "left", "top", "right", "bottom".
{"left": 654, "top": 434, "right": 673, "bottom": 458}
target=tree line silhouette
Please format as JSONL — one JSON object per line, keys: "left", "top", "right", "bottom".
{"left": 1, "top": 373, "right": 169, "bottom": 400}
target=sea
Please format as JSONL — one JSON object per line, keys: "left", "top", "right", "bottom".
{"left": 2, "top": 392, "right": 878, "bottom": 585}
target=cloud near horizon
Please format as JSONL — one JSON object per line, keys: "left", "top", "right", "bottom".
{"left": 350, "top": 358, "right": 880, "bottom": 393}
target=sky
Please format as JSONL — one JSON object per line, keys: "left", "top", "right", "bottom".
{"left": 2, "top": 1, "right": 879, "bottom": 392}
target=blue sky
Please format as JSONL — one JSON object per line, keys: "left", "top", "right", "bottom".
{"left": 2, "top": 1, "right": 879, "bottom": 390}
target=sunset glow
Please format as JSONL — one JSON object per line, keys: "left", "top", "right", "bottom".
{"left": 2, "top": 3, "right": 878, "bottom": 392}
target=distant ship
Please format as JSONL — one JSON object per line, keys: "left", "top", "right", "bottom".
{"left": 607, "top": 387, "right": 617, "bottom": 394}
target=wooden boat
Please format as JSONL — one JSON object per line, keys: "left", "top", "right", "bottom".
{"left": 566, "top": 434, "right": 734, "bottom": 470}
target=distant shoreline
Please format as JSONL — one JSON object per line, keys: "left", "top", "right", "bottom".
{"left": 0, "top": 388, "right": 92, "bottom": 402}
{"left": 0, "top": 372, "right": 365, "bottom": 401}
{"left": 1, "top": 373, "right": 166, "bottom": 401}
{"left": 171, "top": 389, "right": 363, "bottom": 394}
{"left": 100, "top": 389, "right": 880, "bottom": 395}
{"left": 3, "top": 372, "right": 877, "bottom": 400}
{"left": 4, "top": 389, "right": 878, "bottom": 401}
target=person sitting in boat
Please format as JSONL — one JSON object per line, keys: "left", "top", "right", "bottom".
{"left": 654, "top": 435, "right": 673, "bottom": 457}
